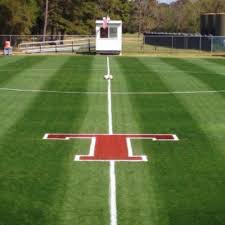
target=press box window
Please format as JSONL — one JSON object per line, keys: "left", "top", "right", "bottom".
{"left": 100, "top": 27, "right": 108, "bottom": 38}
{"left": 109, "top": 27, "right": 117, "bottom": 38}
{"left": 100, "top": 27, "right": 118, "bottom": 38}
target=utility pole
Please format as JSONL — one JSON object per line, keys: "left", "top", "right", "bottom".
{"left": 43, "top": 0, "right": 49, "bottom": 42}
{"left": 138, "top": 0, "right": 142, "bottom": 37}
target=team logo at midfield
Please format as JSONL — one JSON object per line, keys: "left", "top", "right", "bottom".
{"left": 43, "top": 134, "right": 179, "bottom": 162}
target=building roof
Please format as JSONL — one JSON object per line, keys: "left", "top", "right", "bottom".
{"left": 201, "top": 13, "right": 225, "bottom": 15}
{"left": 96, "top": 20, "right": 122, "bottom": 25}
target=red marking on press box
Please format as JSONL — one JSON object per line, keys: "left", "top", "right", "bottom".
{"left": 43, "top": 134, "right": 179, "bottom": 162}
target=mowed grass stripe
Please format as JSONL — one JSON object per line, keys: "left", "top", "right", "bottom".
{"left": 109, "top": 57, "right": 140, "bottom": 133}
{"left": 0, "top": 56, "right": 77, "bottom": 225}
{"left": 113, "top": 57, "right": 176, "bottom": 225}
{"left": 190, "top": 58, "right": 225, "bottom": 85}
{"left": 141, "top": 57, "right": 225, "bottom": 148}
{"left": 160, "top": 58, "right": 225, "bottom": 93}
{"left": 141, "top": 57, "right": 225, "bottom": 156}
{"left": 2, "top": 56, "right": 71, "bottom": 90}
{"left": 142, "top": 57, "right": 216, "bottom": 92}
{"left": 114, "top": 57, "right": 225, "bottom": 225}
{"left": 0, "top": 56, "right": 70, "bottom": 138}
{"left": 86, "top": 56, "right": 108, "bottom": 92}
{"left": 141, "top": 57, "right": 225, "bottom": 223}
{"left": 0, "top": 56, "right": 47, "bottom": 86}
{"left": 0, "top": 56, "right": 27, "bottom": 67}
{"left": 110, "top": 56, "right": 168, "bottom": 93}
{"left": 42, "top": 56, "right": 105, "bottom": 92}
{"left": 58, "top": 56, "right": 109, "bottom": 225}
{"left": 203, "top": 58, "right": 225, "bottom": 69}
{"left": 0, "top": 55, "right": 106, "bottom": 92}
{"left": 0, "top": 56, "right": 99, "bottom": 225}
{"left": 153, "top": 57, "right": 225, "bottom": 150}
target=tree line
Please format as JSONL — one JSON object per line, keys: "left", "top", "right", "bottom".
{"left": 0, "top": 0, "right": 225, "bottom": 36}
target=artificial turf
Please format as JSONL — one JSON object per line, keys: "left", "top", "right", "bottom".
{"left": 0, "top": 55, "right": 224, "bottom": 225}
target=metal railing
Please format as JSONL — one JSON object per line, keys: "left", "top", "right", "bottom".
{"left": 18, "top": 38, "right": 95, "bottom": 54}
{"left": 0, "top": 35, "right": 95, "bottom": 54}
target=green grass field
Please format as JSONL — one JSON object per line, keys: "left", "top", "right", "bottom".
{"left": 0, "top": 55, "right": 225, "bottom": 225}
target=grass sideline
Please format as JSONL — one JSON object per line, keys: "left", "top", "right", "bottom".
{"left": 0, "top": 55, "right": 224, "bottom": 225}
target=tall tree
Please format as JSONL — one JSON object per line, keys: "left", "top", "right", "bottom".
{"left": 43, "top": 0, "right": 48, "bottom": 41}
{"left": 0, "top": 0, "right": 38, "bottom": 34}
{"left": 130, "top": 0, "right": 157, "bottom": 35}
{"left": 199, "top": 0, "right": 225, "bottom": 13}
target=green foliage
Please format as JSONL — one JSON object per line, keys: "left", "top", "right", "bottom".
{"left": 1, "top": 0, "right": 225, "bottom": 36}
{"left": 71, "top": 1, "right": 102, "bottom": 34}
{"left": 155, "top": 0, "right": 225, "bottom": 33}
{"left": 0, "top": 0, "right": 38, "bottom": 34}
{"left": 199, "top": 0, "right": 225, "bottom": 13}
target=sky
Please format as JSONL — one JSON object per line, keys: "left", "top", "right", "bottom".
{"left": 158, "top": 0, "right": 177, "bottom": 4}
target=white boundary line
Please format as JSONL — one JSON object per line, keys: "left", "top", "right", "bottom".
{"left": 0, "top": 87, "right": 107, "bottom": 95}
{"left": 108, "top": 81, "right": 113, "bottom": 135}
{"left": 0, "top": 68, "right": 104, "bottom": 72}
{"left": 74, "top": 137, "right": 96, "bottom": 161}
{"left": 112, "top": 90, "right": 225, "bottom": 95}
{"left": 42, "top": 133, "right": 180, "bottom": 136}
{"left": 110, "top": 160, "right": 117, "bottom": 225}
{"left": 0, "top": 87, "right": 225, "bottom": 95}
{"left": 107, "top": 56, "right": 117, "bottom": 225}
{"left": 107, "top": 56, "right": 111, "bottom": 79}
{"left": 126, "top": 138, "right": 147, "bottom": 161}
{"left": 2, "top": 67, "right": 225, "bottom": 75}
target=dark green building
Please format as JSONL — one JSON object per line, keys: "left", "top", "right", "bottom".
{"left": 201, "top": 13, "right": 225, "bottom": 36}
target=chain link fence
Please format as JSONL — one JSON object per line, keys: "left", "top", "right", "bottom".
{"left": 143, "top": 34, "right": 225, "bottom": 53}
{"left": 123, "top": 34, "right": 225, "bottom": 54}
{"left": 1, "top": 34, "right": 225, "bottom": 55}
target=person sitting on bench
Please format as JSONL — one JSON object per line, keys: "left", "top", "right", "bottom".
{"left": 4, "top": 41, "right": 12, "bottom": 55}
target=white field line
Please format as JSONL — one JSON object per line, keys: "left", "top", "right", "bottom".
{"left": 0, "top": 68, "right": 104, "bottom": 72}
{"left": 74, "top": 137, "right": 96, "bottom": 161}
{"left": 1, "top": 66, "right": 225, "bottom": 75}
{"left": 109, "top": 160, "right": 117, "bottom": 225}
{"left": 107, "top": 56, "right": 117, "bottom": 225}
{"left": 0, "top": 87, "right": 225, "bottom": 95}
{"left": 117, "top": 69, "right": 225, "bottom": 76}
{"left": 112, "top": 90, "right": 225, "bottom": 95}
{"left": 0, "top": 87, "right": 107, "bottom": 95}
{"left": 108, "top": 80, "right": 113, "bottom": 135}
{"left": 107, "top": 56, "right": 111, "bottom": 77}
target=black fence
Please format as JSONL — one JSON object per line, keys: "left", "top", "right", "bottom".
{"left": 144, "top": 33, "right": 214, "bottom": 52}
